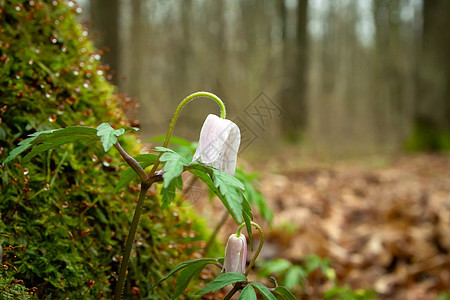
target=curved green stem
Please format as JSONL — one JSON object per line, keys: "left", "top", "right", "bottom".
{"left": 237, "top": 221, "right": 264, "bottom": 276}
{"left": 149, "top": 91, "right": 226, "bottom": 176}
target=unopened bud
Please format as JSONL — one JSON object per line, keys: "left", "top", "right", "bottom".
{"left": 224, "top": 233, "right": 247, "bottom": 274}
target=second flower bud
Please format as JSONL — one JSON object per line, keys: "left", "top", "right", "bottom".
{"left": 224, "top": 233, "right": 247, "bottom": 274}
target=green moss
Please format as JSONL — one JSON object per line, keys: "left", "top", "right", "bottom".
{"left": 0, "top": 1, "right": 206, "bottom": 298}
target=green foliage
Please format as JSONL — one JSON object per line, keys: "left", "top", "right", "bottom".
{"left": 156, "top": 147, "right": 191, "bottom": 188}
{"left": 258, "top": 255, "right": 376, "bottom": 299}
{"left": 323, "top": 286, "right": 377, "bottom": 300}
{"left": 273, "top": 286, "right": 297, "bottom": 300}
{"left": 197, "top": 272, "right": 248, "bottom": 294}
{"left": 96, "top": 123, "right": 125, "bottom": 152}
{"left": 3, "top": 126, "right": 98, "bottom": 164}
{"left": 114, "top": 153, "right": 158, "bottom": 192}
{"left": 240, "top": 284, "right": 257, "bottom": 300}
{"left": 0, "top": 1, "right": 206, "bottom": 298}
{"left": 249, "top": 282, "right": 276, "bottom": 300}
{"left": 156, "top": 136, "right": 273, "bottom": 223}
{"left": 404, "top": 117, "right": 450, "bottom": 151}
{"left": 259, "top": 255, "right": 333, "bottom": 289}
{"left": 438, "top": 292, "right": 450, "bottom": 300}
{"left": 153, "top": 258, "right": 218, "bottom": 298}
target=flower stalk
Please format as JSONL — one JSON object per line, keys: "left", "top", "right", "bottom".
{"left": 149, "top": 91, "right": 226, "bottom": 176}
{"left": 114, "top": 92, "right": 227, "bottom": 299}
{"left": 236, "top": 221, "right": 264, "bottom": 276}
{"left": 223, "top": 221, "right": 265, "bottom": 299}
{"left": 113, "top": 141, "right": 164, "bottom": 299}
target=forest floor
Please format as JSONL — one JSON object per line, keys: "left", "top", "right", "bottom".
{"left": 191, "top": 152, "right": 450, "bottom": 299}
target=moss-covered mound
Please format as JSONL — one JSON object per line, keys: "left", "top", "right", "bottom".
{"left": 0, "top": 1, "right": 205, "bottom": 298}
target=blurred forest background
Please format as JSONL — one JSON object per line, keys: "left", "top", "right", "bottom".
{"left": 80, "top": 0, "right": 450, "bottom": 156}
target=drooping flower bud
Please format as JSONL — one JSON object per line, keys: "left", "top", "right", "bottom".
{"left": 193, "top": 114, "right": 241, "bottom": 175}
{"left": 224, "top": 233, "right": 247, "bottom": 274}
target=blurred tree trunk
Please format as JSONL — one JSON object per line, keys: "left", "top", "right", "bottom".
{"left": 372, "top": 0, "right": 403, "bottom": 145}
{"left": 280, "top": 0, "right": 308, "bottom": 141}
{"left": 127, "top": 0, "right": 144, "bottom": 97}
{"left": 176, "top": 0, "right": 192, "bottom": 91}
{"left": 90, "top": 0, "right": 120, "bottom": 85}
{"left": 419, "top": 0, "right": 450, "bottom": 130}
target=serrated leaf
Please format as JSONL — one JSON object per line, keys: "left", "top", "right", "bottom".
{"left": 213, "top": 169, "right": 245, "bottom": 191}
{"left": 3, "top": 127, "right": 98, "bottom": 165}
{"left": 160, "top": 176, "right": 182, "bottom": 209}
{"left": 242, "top": 195, "right": 254, "bottom": 249}
{"left": 273, "top": 286, "right": 297, "bottom": 300}
{"left": 242, "top": 196, "right": 253, "bottom": 220}
{"left": 114, "top": 154, "right": 158, "bottom": 192}
{"left": 250, "top": 282, "right": 276, "bottom": 300}
{"left": 124, "top": 126, "right": 139, "bottom": 131}
{"left": 96, "top": 123, "right": 125, "bottom": 152}
{"left": 242, "top": 207, "right": 253, "bottom": 250}
{"left": 152, "top": 258, "right": 217, "bottom": 289}
{"left": 240, "top": 284, "right": 257, "bottom": 300}
{"left": 154, "top": 147, "right": 190, "bottom": 188}
{"left": 160, "top": 152, "right": 189, "bottom": 188}
{"left": 197, "top": 272, "right": 247, "bottom": 295}
{"left": 3, "top": 132, "right": 42, "bottom": 165}
{"left": 188, "top": 167, "right": 239, "bottom": 223}
{"left": 212, "top": 169, "right": 245, "bottom": 223}
{"left": 188, "top": 163, "right": 249, "bottom": 224}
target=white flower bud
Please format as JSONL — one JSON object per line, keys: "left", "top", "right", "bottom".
{"left": 224, "top": 233, "right": 247, "bottom": 274}
{"left": 193, "top": 114, "right": 241, "bottom": 175}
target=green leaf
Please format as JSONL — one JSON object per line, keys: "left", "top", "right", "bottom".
{"left": 152, "top": 258, "right": 217, "bottom": 288}
{"left": 3, "top": 126, "right": 98, "bottom": 165}
{"left": 304, "top": 254, "right": 330, "bottom": 274}
{"left": 96, "top": 123, "right": 125, "bottom": 152}
{"left": 242, "top": 204, "right": 253, "bottom": 250}
{"left": 240, "top": 284, "right": 257, "bottom": 300}
{"left": 155, "top": 147, "right": 190, "bottom": 188}
{"left": 173, "top": 263, "right": 205, "bottom": 298}
{"left": 188, "top": 164, "right": 240, "bottom": 223}
{"left": 124, "top": 126, "right": 139, "bottom": 131}
{"left": 160, "top": 176, "right": 182, "bottom": 209}
{"left": 250, "top": 282, "right": 276, "bottom": 300}
{"left": 213, "top": 169, "right": 245, "bottom": 191}
{"left": 114, "top": 154, "right": 158, "bottom": 192}
{"left": 3, "top": 132, "right": 42, "bottom": 165}
{"left": 260, "top": 259, "right": 292, "bottom": 277}
{"left": 273, "top": 286, "right": 297, "bottom": 300}
{"left": 285, "top": 266, "right": 307, "bottom": 289}
{"left": 197, "top": 272, "right": 247, "bottom": 295}
{"left": 187, "top": 162, "right": 253, "bottom": 225}
{"left": 212, "top": 169, "right": 245, "bottom": 223}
